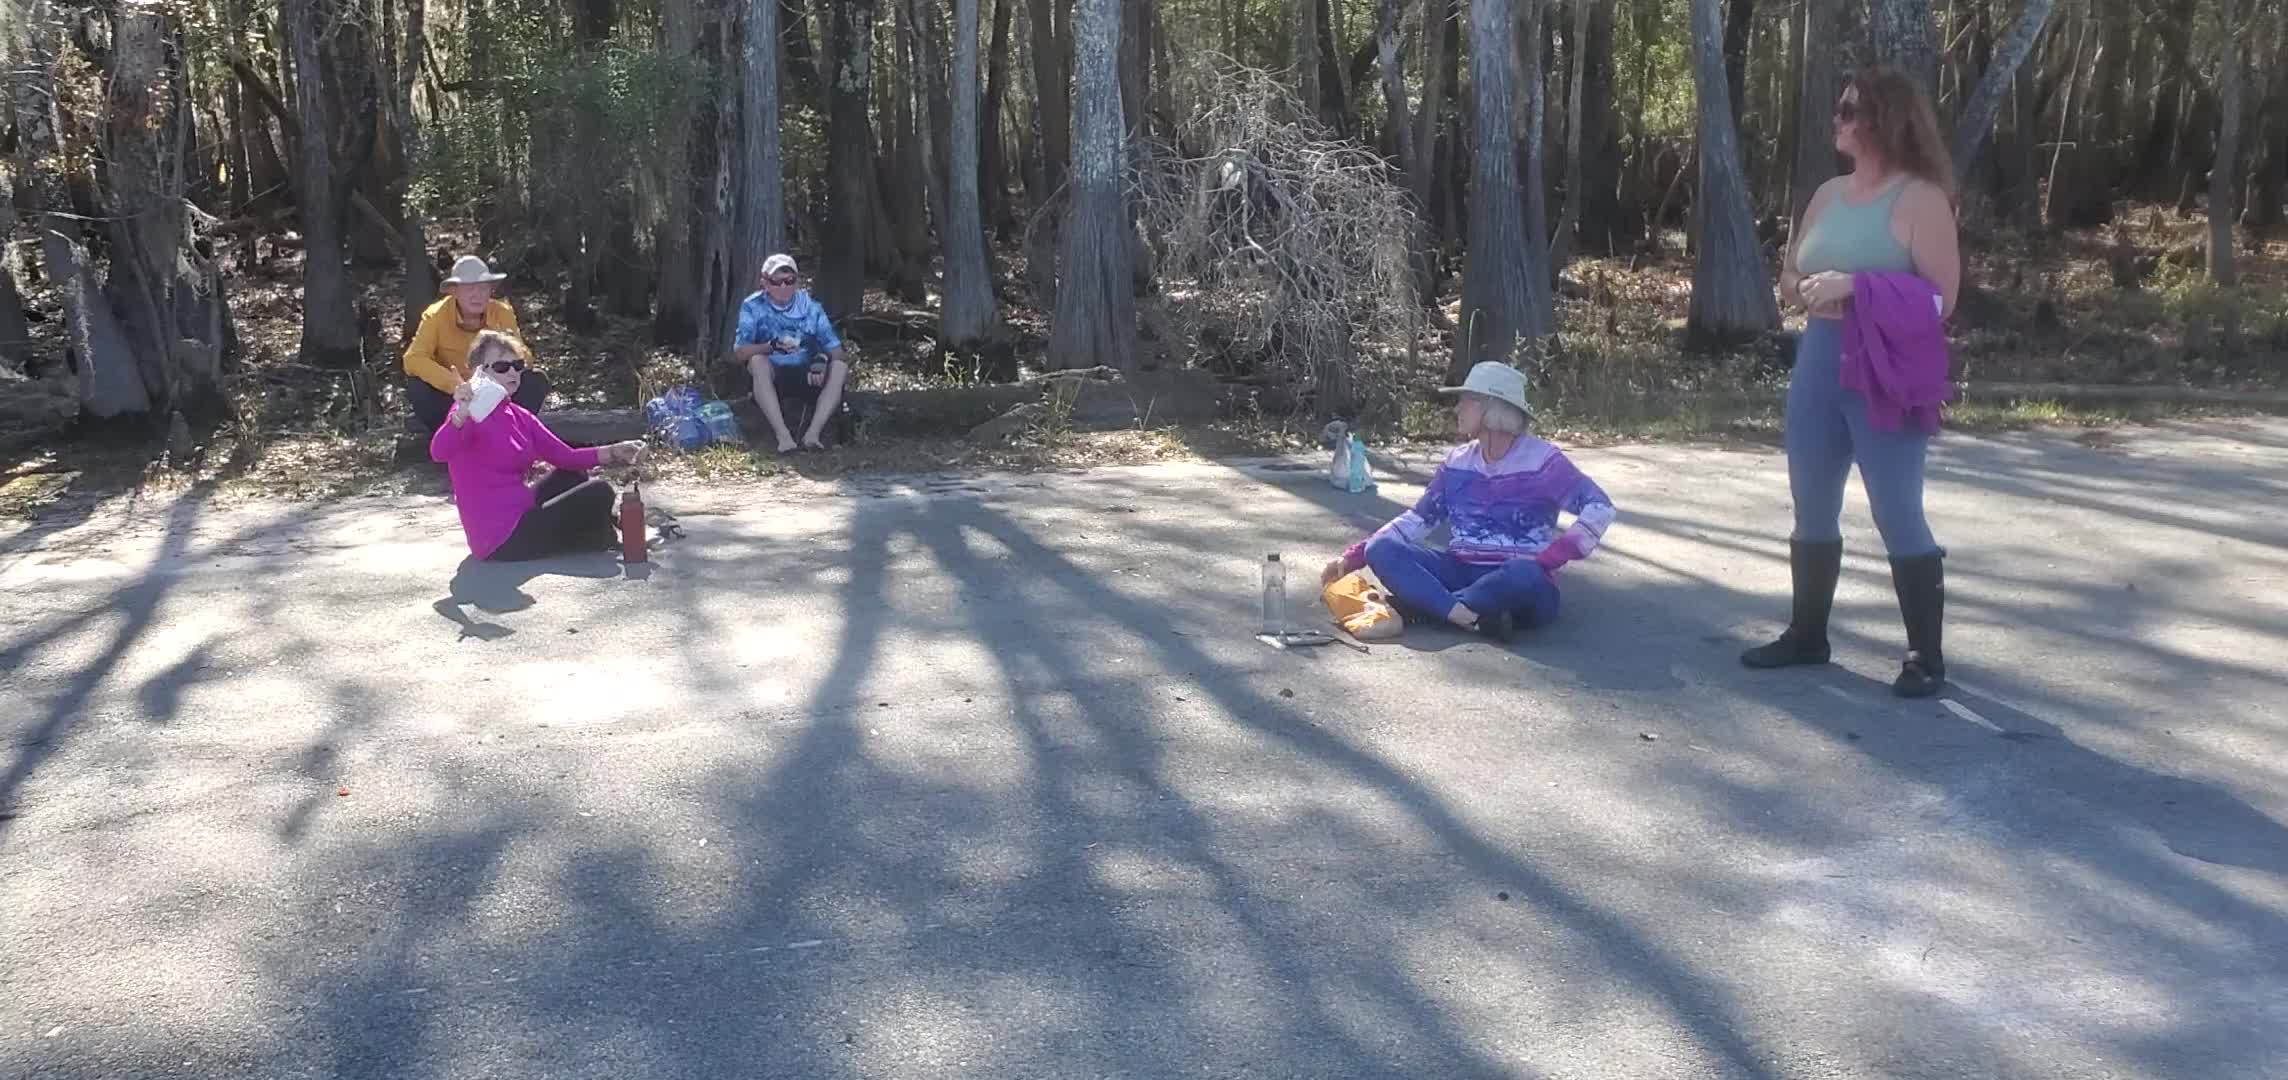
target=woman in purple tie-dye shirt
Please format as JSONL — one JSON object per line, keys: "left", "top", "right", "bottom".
{"left": 1320, "top": 362, "right": 1616, "bottom": 641}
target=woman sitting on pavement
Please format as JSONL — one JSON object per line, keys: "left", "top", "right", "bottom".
{"left": 431, "top": 331, "right": 646, "bottom": 562}
{"left": 1319, "top": 362, "right": 1617, "bottom": 640}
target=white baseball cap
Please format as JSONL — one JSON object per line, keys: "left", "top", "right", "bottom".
{"left": 1439, "top": 361, "right": 1532, "bottom": 413}
{"left": 762, "top": 253, "right": 799, "bottom": 278}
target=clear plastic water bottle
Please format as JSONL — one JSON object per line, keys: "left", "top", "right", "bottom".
{"left": 1260, "top": 553, "right": 1288, "bottom": 635}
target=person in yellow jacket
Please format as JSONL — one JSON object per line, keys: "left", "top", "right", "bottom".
{"left": 404, "top": 256, "right": 553, "bottom": 431}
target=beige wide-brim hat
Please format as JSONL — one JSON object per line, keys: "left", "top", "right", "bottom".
{"left": 442, "top": 255, "right": 508, "bottom": 287}
{"left": 1439, "top": 361, "right": 1532, "bottom": 414}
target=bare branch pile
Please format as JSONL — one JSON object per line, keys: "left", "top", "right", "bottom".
{"left": 1133, "top": 60, "right": 1422, "bottom": 421}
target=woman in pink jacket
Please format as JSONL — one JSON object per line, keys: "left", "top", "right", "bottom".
{"left": 430, "top": 331, "right": 645, "bottom": 561}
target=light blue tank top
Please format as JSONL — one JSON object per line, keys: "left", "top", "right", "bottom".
{"left": 1796, "top": 179, "right": 1914, "bottom": 274}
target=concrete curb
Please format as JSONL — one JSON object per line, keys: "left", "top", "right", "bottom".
{"left": 1959, "top": 381, "right": 2288, "bottom": 408}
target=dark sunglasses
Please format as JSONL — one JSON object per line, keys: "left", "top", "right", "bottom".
{"left": 486, "top": 359, "right": 526, "bottom": 374}
{"left": 766, "top": 274, "right": 798, "bottom": 287}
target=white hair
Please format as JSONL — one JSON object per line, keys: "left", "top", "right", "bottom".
{"left": 1477, "top": 396, "right": 1530, "bottom": 436}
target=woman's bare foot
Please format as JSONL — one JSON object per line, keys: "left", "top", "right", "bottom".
{"left": 800, "top": 435, "right": 827, "bottom": 451}
{"left": 1447, "top": 601, "right": 1480, "bottom": 629}
{"left": 775, "top": 435, "right": 798, "bottom": 453}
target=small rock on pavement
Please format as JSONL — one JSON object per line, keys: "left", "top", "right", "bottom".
{"left": 1496, "top": 891, "right": 1510, "bottom": 902}
{"left": 1279, "top": 688, "right": 1296, "bottom": 698}
{"left": 1639, "top": 732, "right": 1658, "bottom": 742}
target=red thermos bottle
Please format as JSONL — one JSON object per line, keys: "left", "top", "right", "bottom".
{"left": 620, "top": 481, "right": 647, "bottom": 563}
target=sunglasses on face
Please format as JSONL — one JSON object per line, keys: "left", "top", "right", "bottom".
{"left": 767, "top": 275, "right": 797, "bottom": 287}
{"left": 486, "top": 359, "right": 526, "bottom": 374}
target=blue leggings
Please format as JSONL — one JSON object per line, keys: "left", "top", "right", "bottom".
{"left": 1366, "top": 536, "right": 1562, "bottom": 628}
{"left": 1786, "top": 319, "right": 1939, "bottom": 556}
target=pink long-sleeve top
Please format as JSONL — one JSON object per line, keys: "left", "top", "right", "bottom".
{"left": 429, "top": 402, "right": 601, "bottom": 558}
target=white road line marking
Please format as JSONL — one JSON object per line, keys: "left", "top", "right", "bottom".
{"left": 1942, "top": 698, "right": 2003, "bottom": 733}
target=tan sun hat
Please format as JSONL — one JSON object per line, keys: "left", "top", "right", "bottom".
{"left": 442, "top": 255, "right": 508, "bottom": 287}
{"left": 1439, "top": 361, "right": 1532, "bottom": 414}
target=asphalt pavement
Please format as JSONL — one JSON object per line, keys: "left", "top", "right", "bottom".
{"left": 3, "top": 418, "right": 2284, "bottom": 1079}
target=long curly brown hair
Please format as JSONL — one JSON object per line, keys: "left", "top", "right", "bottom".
{"left": 1844, "top": 66, "right": 1955, "bottom": 200}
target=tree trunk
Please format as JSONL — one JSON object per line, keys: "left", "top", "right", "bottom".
{"left": 1413, "top": 0, "right": 1454, "bottom": 299}
{"left": 15, "top": 3, "right": 153, "bottom": 418}
{"left": 922, "top": 0, "right": 960, "bottom": 234}
{"left": 653, "top": 0, "right": 705, "bottom": 344}
{"left": 2044, "top": 12, "right": 2103, "bottom": 228}
{"left": 905, "top": 0, "right": 953, "bottom": 296}
{"left": 889, "top": 0, "right": 934, "bottom": 269}
{"left": 1516, "top": 0, "right": 1553, "bottom": 320}
{"left": 783, "top": 0, "right": 823, "bottom": 106}
{"left": 557, "top": 0, "right": 613, "bottom": 334}
{"left": 1317, "top": 0, "right": 1353, "bottom": 134}
{"left": 1437, "top": 5, "right": 1464, "bottom": 263}
{"left": 821, "top": 0, "right": 877, "bottom": 316}
{"left": 2135, "top": 0, "right": 2196, "bottom": 192}
{"left": 2251, "top": 63, "right": 2288, "bottom": 228}
{"left": 394, "top": 0, "right": 437, "bottom": 340}
{"left": 1459, "top": 0, "right": 1550, "bottom": 377}
{"left": 0, "top": 257, "right": 28, "bottom": 374}
{"left": 1152, "top": 0, "right": 1174, "bottom": 128}
{"left": 1551, "top": 0, "right": 1597, "bottom": 267}
{"left": 735, "top": 0, "right": 787, "bottom": 329}
{"left": 1949, "top": 0, "right": 2054, "bottom": 190}
{"left": 0, "top": 116, "right": 27, "bottom": 362}
{"left": 1293, "top": 0, "right": 1323, "bottom": 124}
{"left": 2083, "top": 0, "right": 2131, "bottom": 150}
{"left": 944, "top": 0, "right": 1001, "bottom": 347}
{"left": 1581, "top": 0, "right": 1627, "bottom": 252}
{"left": 1376, "top": 0, "right": 1416, "bottom": 192}
{"left": 982, "top": 0, "right": 1015, "bottom": 234}
{"left": 1027, "top": 0, "right": 1073, "bottom": 198}
{"left": 699, "top": 0, "right": 744, "bottom": 368}
{"left": 17, "top": 2, "right": 236, "bottom": 420}
{"left": 1870, "top": 0, "right": 1941, "bottom": 95}
{"left": 286, "top": 0, "right": 372, "bottom": 369}
{"left": 2210, "top": 0, "right": 2244, "bottom": 284}
{"left": 1686, "top": 0, "right": 1778, "bottom": 349}
{"left": 1047, "top": 0, "right": 1136, "bottom": 370}
{"left": 1724, "top": 0, "right": 1754, "bottom": 132}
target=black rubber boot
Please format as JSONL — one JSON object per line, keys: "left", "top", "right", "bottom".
{"left": 1741, "top": 539, "right": 1844, "bottom": 669}
{"left": 1888, "top": 551, "right": 1946, "bottom": 697}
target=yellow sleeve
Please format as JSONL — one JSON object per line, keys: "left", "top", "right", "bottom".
{"left": 496, "top": 303, "right": 520, "bottom": 334}
{"left": 402, "top": 305, "right": 461, "bottom": 394}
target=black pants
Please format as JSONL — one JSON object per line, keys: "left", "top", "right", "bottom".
{"left": 488, "top": 469, "right": 618, "bottom": 562}
{"left": 409, "top": 372, "right": 553, "bottom": 432}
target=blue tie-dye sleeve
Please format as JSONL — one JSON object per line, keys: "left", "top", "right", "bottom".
{"left": 804, "top": 295, "right": 844, "bottom": 353}
{"left": 733, "top": 295, "right": 766, "bottom": 347}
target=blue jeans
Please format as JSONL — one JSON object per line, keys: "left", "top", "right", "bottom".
{"left": 1786, "top": 318, "right": 1939, "bottom": 556}
{"left": 1366, "top": 536, "right": 1562, "bottom": 629}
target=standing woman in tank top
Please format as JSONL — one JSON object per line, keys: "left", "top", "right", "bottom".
{"left": 1743, "top": 67, "right": 1961, "bottom": 697}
